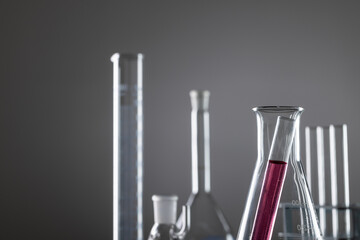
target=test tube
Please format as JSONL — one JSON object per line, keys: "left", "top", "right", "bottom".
{"left": 251, "top": 117, "right": 296, "bottom": 240}
{"left": 329, "top": 125, "right": 351, "bottom": 237}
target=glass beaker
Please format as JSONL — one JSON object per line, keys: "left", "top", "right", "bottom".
{"left": 177, "top": 90, "right": 234, "bottom": 240}
{"left": 237, "top": 106, "right": 322, "bottom": 240}
{"left": 111, "top": 53, "right": 144, "bottom": 240}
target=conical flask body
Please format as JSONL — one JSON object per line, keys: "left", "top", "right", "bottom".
{"left": 185, "top": 193, "right": 233, "bottom": 240}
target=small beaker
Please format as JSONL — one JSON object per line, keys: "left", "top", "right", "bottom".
{"left": 237, "top": 106, "right": 322, "bottom": 240}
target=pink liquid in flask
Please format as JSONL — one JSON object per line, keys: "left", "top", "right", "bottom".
{"left": 251, "top": 160, "right": 288, "bottom": 240}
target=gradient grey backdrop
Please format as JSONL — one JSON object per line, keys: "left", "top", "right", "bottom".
{"left": 1, "top": 1, "right": 360, "bottom": 239}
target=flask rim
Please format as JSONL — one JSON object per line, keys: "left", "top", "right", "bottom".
{"left": 252, "top": 106, "right": 304, "bottom": 113}
{"left": 152, "top": 195, "right": 178, "bottom": 202}
{"left": 110, "top": 52, "right": 144, "bottom": 62}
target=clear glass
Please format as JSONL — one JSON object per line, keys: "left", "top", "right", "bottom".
{"left": 111, "top": 53, "right": 144, "bottom": 240}
{"left": 351, "top": 204, "right": 360, "bottom": 239}
{"left": 177, "top": 90, "right": 234, "bottom": 240}
{"left": 148, "top": 224, "right": 175, "bottom": 240}
{"left": 251, "top": 117, "right": 296, "bottom": 240}
{"left": 237, "top": 106, "right": 323, "bottom": 240}
{"left": 304, "top": 125, "right": 353, "bottom": 239}
{"left": 148, "top": 195, "right": 190, "bottom": 240}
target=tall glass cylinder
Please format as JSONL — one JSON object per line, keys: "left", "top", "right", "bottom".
{"left": 178, "top": 90, "right": 234, "bottom": 240}
{"left": 111, "top": 53, "right": 144, "bottom": 240}
{"left": 237, "top": 106, "right": 322, "bottom": 240}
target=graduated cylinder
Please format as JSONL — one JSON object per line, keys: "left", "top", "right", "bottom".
{"left": 111, "top": 53, "right": 144, "bottom": 240}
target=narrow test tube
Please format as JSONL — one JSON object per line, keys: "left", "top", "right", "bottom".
{"left": 251, "top": 117, "right": 297, "bottom": 240}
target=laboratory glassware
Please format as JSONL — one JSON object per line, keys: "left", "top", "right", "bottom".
{"left": 111, "top": 53, "right": 144, "bottom": 240}
{"left": 148, "top": 195, "right": 190, "bottom": 240}
{"left": 251, "top": 116, "right": 297, "bottom": 240}
{"left": 236, "top": 106, "right": 322, "bottom": 240}
{"left": 303, "top": 125, "right": 352, "bottom": 239}
{"left": 177, "top": 90, "right": 234, "bottom": 240}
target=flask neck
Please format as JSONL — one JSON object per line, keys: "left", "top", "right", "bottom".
{"left": 254, "top": 106, "right": 303, "bottom": 162}
{"left": 190, "top": 89, "right": 211, "bottom": 194}
{"left": 191, "top": 108, "right": 211, "bottom": 193}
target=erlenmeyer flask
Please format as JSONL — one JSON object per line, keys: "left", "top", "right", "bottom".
{"left": 177, "top": 90, "right": 234, "bottom": 240}
{"left": 237, "top": 106, "right": 322, "bottom": 240}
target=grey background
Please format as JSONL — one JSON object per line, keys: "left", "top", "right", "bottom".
{"left": 1, "top": 1, "right": 360, "bottom": 239}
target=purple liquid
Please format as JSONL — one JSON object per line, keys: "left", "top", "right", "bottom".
{"left": 251, "top": 160, "right": 288, "bottom": 240}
